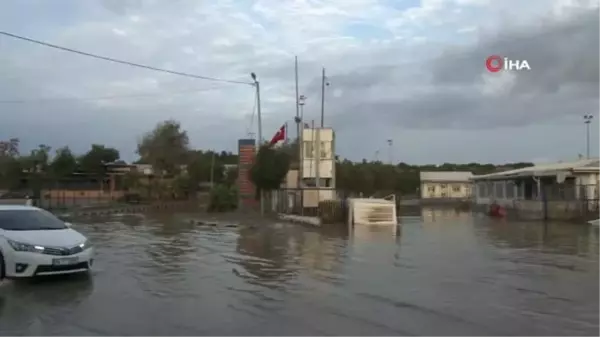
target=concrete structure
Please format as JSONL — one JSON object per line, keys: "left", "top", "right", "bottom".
{"left": 300, "top": 127, "right": 336, "bottom": 207}
{"left": 348, "top": 197, "right": 397, "bottom": 226}
{"left": 419, "top": 171, "right": 473, "bottom": 200}
{"left": 237, "top": 139, "right": 256, "bottom": 207}
{"left": 471, "top": 158, "right": 599, "bottom": 220}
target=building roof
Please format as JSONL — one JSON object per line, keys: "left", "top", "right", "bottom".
{"left": 419, "top": 171, "right": 474, "bottom": 182}
{"left": 471, "top": 158, "right": 599, "bottom": 180}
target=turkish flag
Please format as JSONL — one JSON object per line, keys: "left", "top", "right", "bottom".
{"left": 269, "top": 124, "right": 286, "bottom": 146}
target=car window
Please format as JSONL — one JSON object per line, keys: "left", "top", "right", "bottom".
{"left": 0, "top": 209, "right": 67, "bottom": 231}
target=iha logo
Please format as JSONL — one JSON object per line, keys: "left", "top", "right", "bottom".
{"left": 485, "top": 55, "right": 531, "bottom": 72}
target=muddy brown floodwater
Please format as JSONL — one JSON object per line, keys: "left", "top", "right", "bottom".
{"left": 0, "top": 208, "right": 598, "bottom": 336}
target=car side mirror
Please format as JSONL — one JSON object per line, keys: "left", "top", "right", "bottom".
{"left": 65, "top": 222, "right": 73, "bottom": 228}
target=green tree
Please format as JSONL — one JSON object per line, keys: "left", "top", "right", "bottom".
{"left": 250, "top": 145, "right": 290, "bottom": 197}
{"left": 79, "top": 144, "right": 120, "bottom": 175}
{"left": 187, "top": 150, "right": 224, "bottom": 187}
{"left": 49, "top": 146, "right": 77, "bottom": 179}
{"left": 137, "top": 120, "right": 189, "bottom": 177}
{"left": 224, "top": 166, "right": 238, "bottom": 187}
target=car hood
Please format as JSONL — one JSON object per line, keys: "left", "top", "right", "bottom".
{"left": 2, "top": 228, "right": 87, "bottom": 247}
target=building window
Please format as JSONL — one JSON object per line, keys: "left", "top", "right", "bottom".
{"left": 506, "top": 181, "right": 515, "bottom": 198}
{"left": 428, "top": 186, "right": 435, "bottom": 192}
{"left": 452, "top": 185, "right": 461, "bottom": 193}
{"left": 441, "top": 184, "right": 447, "bottom": 189}
{"left": 478, "top": 182, "right": 487, "bottom": 198}
{"left": 441, "top": 192, "right": 447, "bottom": 198}
{"left": 495, "top": 181, "right": 505, "bottom": 199}
{"left": 304, "top": 141, "right": 313, "bottom": 158}
{"left": 320, "top": 141, "right": 330, "bottom": 159}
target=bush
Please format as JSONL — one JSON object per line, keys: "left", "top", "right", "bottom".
{"left": 207, "top": 184, "right": 238, "bottom": 212}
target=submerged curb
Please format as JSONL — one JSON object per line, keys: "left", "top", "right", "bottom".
{"left": 55, "top": 201, "right": 202, "bottom": 217}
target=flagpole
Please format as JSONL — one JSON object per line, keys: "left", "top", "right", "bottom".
{"left": 320, "top": 67, "right": 325, "bottom": 128}
{"left": 309, "top": 120, "right": 315, "bottom": 188}
{"left": 295, "top": 56, "right": 302, "bottom": 199}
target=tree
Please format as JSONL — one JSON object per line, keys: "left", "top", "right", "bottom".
{"left": 224, "top": 166, "right": 238, "bottom": 187}
{"left": 79, "top": 144, "right": 120, "bottom": 175}
{"left": 137, "top": 120, "right": 189, "bottom": 177}
{"left": 0, "top": 138, "right": 19, "bottom": 157}
{"left": 250, "top": 145, "right": 290, "bottom": 196}
{"left": 187, "top": 150, "right": 225, "bottom": 187}
{"left": 49, "top": 146, "right": 77, "bottom": 179}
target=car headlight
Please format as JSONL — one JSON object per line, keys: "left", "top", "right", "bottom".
{"left": 79, "top": 239, "right": 93, "bottom": 250}
{"left": 7, "top": 239, "right": 44, "bottom": 253}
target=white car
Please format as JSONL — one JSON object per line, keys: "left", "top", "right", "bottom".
{"left": 0, "top": 205, "right": 94, "bottom": 279}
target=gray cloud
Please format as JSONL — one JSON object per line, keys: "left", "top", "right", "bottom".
{"left": 0, "top": 0, "right": 598, "bottom": 163}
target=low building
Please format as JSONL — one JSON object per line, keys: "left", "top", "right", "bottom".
{"left": 471, "top": 158, "right": 599, "bottom": 220}
{"left": 419, "top": 171, "right": 473, "bottom": 201}
{"left": 301, "top": 127, "right": 336, "bottom": 207}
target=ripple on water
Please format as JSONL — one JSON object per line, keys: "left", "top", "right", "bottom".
{"left": 0, "top": 210, "right": 598, "bottom": 335}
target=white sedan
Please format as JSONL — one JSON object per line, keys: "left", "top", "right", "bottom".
{"left": 0, "top": 205, "right": 94, "bottom": 279}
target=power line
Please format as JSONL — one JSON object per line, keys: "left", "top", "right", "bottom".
{"left": 0, "top": 85, "right": 226, "bottom": 104}
{"left": 0, "top": 31, "right": 253, "bottom": 86}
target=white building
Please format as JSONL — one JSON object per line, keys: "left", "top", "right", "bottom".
{"left": 419, "top": 171, "right": 473, "bottom": 200}
{"left": 300, "top": 127, "right": 336, "bottom": 207}
{"left": 471, "top": 158, "right": 599, "bottom": 219}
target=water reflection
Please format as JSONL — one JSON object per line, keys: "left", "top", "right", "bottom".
{"left": 0, "top": 275, "right": 94, "bottom": 335}
{"left": 0, "top": 210, "right": 597, "bottom": 335}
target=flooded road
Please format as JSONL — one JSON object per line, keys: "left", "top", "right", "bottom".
{"left": 1, "top": 208, "right": 598, "bottom": 335}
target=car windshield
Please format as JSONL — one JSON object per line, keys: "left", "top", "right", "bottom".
{"left": 0, "top": 209, "right": 67, "bottom": 231}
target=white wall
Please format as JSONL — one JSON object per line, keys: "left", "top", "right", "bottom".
{"left": 301, "top": 128, "right": 335, "bottom": 180}
{"left": 473, "top": 172, "right": 599, "bottom": 205}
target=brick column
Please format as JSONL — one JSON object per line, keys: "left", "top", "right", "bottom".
{"left": 238, "top": 139, "right": 257, "bottom": 207}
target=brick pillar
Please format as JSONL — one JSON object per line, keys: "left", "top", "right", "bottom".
{"left": 238, "top": 139, "right": 257, "bottom": 207}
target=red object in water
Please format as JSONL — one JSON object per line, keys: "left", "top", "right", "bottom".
{"left": 489, "top": 203, "right": 506, "bottom": 217}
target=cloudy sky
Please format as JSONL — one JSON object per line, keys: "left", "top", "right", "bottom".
{"left": 0, "top": 0, "right": 598, "bottom": 164}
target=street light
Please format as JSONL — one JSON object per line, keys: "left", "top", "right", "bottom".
{"left": 251, "top": 72, "right": 263, "bottom": 215}
{"left": 251, "top": 72, "right": 262, "bottom": 150}
{"left": 584, "top": 114, "right": 593, "bottom": 159}
{"left": 387, "top": 139, "right": 393, "bottom": 165}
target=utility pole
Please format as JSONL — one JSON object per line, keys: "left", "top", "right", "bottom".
{"left": 320, "top": 67, "right": 326, "bottom": 127}
{"left": 387, "top": 139, "right": 393, "bottom": 165}
{"left": 210, "top": 151, "right": 215, "bottom": 188}
{"left": 294, "top": 57, "right": 302, "bottom": 192}
{"left": 295, "top": 56, "right": 300, "bottom": 143}
{"left": 251, "top": 72, "right": 262, "bottom": 150}
{"left": 584, "top": 114, "right": 593, "bottom": 159}
{"left": 251, "top": 72, "right": 263, "bottom": 214}
{"left": 299, "top": 95, "right": 306, "bottom": 121}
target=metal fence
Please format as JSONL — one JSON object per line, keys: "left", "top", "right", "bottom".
{"left": 266, "top": 188, "right": 349, "bottom": 218}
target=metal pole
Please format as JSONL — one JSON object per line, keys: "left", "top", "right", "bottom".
{"left": 587, "top": 122, "right": 590, "bottom": 159}
{"left": 295, "top": 56, "right": 300, "bottom": 142}
{"left": 251, "top": 72, "right": 264, "bottom": 214}
{"left": 295, "top": 57, "right": 301, "bottom": 193}
{"left": 320, "top": 67, "right": 325, "bottom": 127}
{"left": 584, "top": 114, "right": 593, "bottom": 159}
{"left": 257, "top": 80, "right": 263, "bottom": 215}
{"left": 387, "top": 139, "right": 393, "bottom": 165}
{"left": 210, "top": 151, "right": 215, "bottom": 188}
{"left": 256, "top": 81, "right": 262, "bottom": 150}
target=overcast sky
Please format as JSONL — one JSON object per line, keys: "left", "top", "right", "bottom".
{"left": 0, "top": 0, "right": 598, "bottom": 164}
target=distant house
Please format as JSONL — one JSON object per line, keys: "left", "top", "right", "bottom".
{"left": 419, "top": 171, "right": 474, "bottom": 200}
{"left": 471, "top": 159, "right": 599, "bottom": 220}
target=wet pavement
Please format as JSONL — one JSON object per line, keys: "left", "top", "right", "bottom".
{"left": 0, "top": 208, "right": 598, "bottom": 336}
